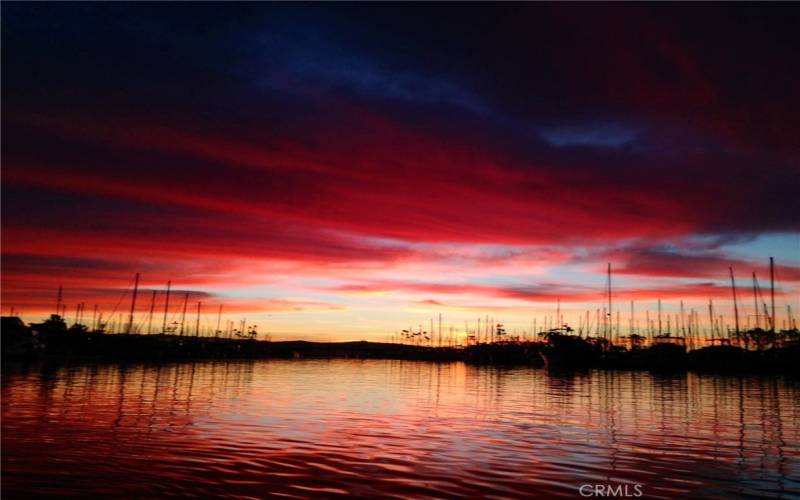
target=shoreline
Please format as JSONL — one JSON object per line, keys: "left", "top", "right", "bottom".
{"left": 3, "top": 329, "right": 799, "bottom": 375}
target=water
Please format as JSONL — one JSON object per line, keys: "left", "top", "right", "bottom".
{"left": 2, "top": 360, "right": 799, "bottom": 499}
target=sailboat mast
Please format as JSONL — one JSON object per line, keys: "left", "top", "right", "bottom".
{"left": 708, "top": 299, "right": 715, "bottom": 339}
{"left": 556, "top": 298, "right": 561, "bottom": 330}
{"left": 196, "top": 301, "right": 201, "bottom": 337}
{"left": 729, "top": 267, "right": 740, "bottom": 336}
{"left": 596, "top": 309, "right": 600, "bottom": 336}
{"left": 607, "top": 263, "right": 612, "bottom": 340}
{"left": 630, "top": 300, "right": 634, "bottom": 336}
{"left": 180, "top": 292, "right": 189, "bottom": 336}
{"left": 126, "top": 273, "right": 140, "bottom": 334}
{"left": 770, "top": 257, "right": 776, "bottom": 333}
{"left": 147, "top": 290, "right": 157, "bottom": 334}
{"left": 438, "top": 313, "right": 442, "bottom": 347}
{"left": 752, "top": 273, "right": 760, "bottom": 329}
{"left": 216, "top": 304, "right": 223, "bottom": 338}
{"left": 680, "top": 300, "right": 685, "bottom": 336}
{"left": 162, "top": 281, "right": 171, "bottom": 334}
{"left": 658, "top": 298, "right": 662, "bottom": 335}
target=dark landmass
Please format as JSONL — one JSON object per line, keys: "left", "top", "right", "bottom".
{"left": 2, "top": 316, "right": 798, "bottom": 375}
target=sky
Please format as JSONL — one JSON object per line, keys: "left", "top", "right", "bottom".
{"left": 2, "top": 4, "right": 799, "bottom": 341}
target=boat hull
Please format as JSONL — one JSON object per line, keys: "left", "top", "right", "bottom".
{"left": 539, "top": 336, "right": 599, "bottom": 370}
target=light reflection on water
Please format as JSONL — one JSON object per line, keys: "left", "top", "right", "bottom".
{"left": 2, "top": 360, "right": 799, "bottom": 498}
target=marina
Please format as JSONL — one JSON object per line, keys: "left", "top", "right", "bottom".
{"left": 3, "top": 3, "right": 799, "bottom": 497}
{"left": 5, "top": 259, "right": 797, "bottom": 374}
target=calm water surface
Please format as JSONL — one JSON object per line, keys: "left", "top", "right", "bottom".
{"left": 3, "top": 360, "right": 799, "bottom": 498}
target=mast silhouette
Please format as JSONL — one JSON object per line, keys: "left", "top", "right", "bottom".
{"left": 147, "top": 290, "right": 157, "bottom": 334}
{"left": 438, "top": 313, "right": 442, "bottom": 347}
{"left": 630, "top": 300, "right": 634, "bottom": 336}
{"left": 216, "top": 304, "right": 223, "bottom": 338}
{"left": 708, "top": 299, "right": 715, "bottom": 338}
{"left": 556, "top": 299, "right": 561, "bottom": 330}
{"left": 180, "top": 292, "right": 189, "bottom": 336}
{"left": 126, "top": 273, "right": 140, "bottom": 334}
{"left": 607, "top": 263, "right": 612, "bottom": 341}
{"left": 196, "top": 301, "right": 201, "bottom": 337}
{"left": 162, "top": 281, "right": 171, "bottom": 334}
{"left": 770, "top": 257, "right": 776, "bottom": 333}
{"left": 729, "top": 268, "right": 740, "bottom": 336}
{"left": 752, "top": 273, "right": 760, "bottom": 329}
{"left": 658, "top": 298, "right": 662, "bottom": 335}
{"left": 680, "top": 300, "right": 686, "bottom": 336}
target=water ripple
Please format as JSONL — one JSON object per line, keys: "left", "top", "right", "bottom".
{"left": 3, "top": 360, "right": 799, "bottom": 498}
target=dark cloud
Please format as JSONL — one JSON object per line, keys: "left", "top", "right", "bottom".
{"left": 608, "top": 247, "right": 800, "bottom": 282}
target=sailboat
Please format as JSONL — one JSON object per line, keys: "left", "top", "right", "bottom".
{"left": 539, "top": 265, "right": 612, "bottom": 369}
{"left": 539, "top": 324, "right": 600, "bottom": 369}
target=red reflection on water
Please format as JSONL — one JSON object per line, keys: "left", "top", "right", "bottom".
{"left": 2, "top": 360, "right": 799, "bottom": 498}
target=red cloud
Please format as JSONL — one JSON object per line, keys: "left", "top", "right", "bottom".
{"left": 8, "top": 106, "right": 794, "bottom": 252}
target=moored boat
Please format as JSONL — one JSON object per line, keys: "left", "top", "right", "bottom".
{"left": 647, "top": 334, "right": 687, "bottom": 371}
{"left": 539, "top": 326, "right": 600, "bottom": 370}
